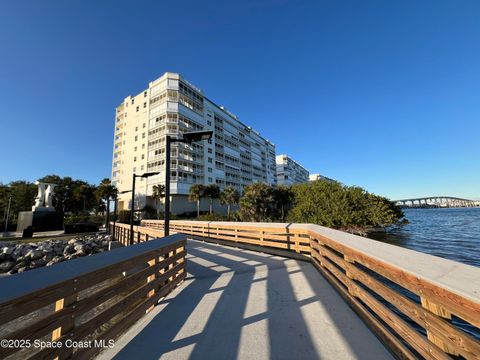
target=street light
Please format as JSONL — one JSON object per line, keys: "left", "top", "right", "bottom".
{"left": 112, "top": 190, "right": 131, "bottom": 241}
{"left": 164, "top": 130, "right": 213, "bottom": 237}
{"left": 130, "top": 172, "right": 160, "bottom": 245}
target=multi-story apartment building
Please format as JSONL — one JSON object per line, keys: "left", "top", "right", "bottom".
{"left": 275, "top": 155, "right": 309, "bottom": 186}
{"left": 309, "top": 173, "right": 335, "bottom": 182}
{"left": 112, "top": 72, "right": 277, "bottom": 214}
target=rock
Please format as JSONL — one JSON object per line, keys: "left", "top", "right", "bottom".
{"left": 31, "top": 259, "right": 47, "bottom": 267}
{"left": 47, "top": 256, "right": 64, "bottom": 266}
{"left": 0, "top": 261, "right": 15, "bottom": 272}
{"left": 2, "top": 246, "right": 15, "bottom": 255}
{"left": 64, "top": 245, "right": 75, "bottom": 254}
{"left": 43, "top": 253, "right": 54, "bottom": 262}
{"left": 25, "top": 249, "right": 43, "bottom": 260}
{"left": 0, "top": 253, "right": 11, "bottom": 261}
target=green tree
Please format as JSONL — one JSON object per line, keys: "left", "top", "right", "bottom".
{"left": 273, "top": 185, "right": 295, "bottom": 222}
{"left": 95, "top": 178, "right": 117, "bottom": 228}
{"left": 0, "top": 181, "right": 37, "bottom": 226}
{"left": 204, "top": 184, "right": 220, "bottom": 214}
{"left": 239, "top": 183, "right": 276, "bottom": 222}
{"left": 73, "top": 184, "right": 97, "bottom": 212}
{"left": 288, "top": 180, "right": 404, "bottom": 231}
{"left": 220, "top": 186, "right": 240, "bottom": 219}
{"left": 188, "top": 184, "right": 205, "bottom": 217}
{"left": 152, "top": 184, "right": 166, "bottom": 219}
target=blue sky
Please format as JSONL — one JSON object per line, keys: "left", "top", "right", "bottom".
{"left": 1, "top": 0, "right": 479, "bottom": 200}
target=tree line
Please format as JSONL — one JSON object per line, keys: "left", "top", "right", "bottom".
{"left": 0, "top": 175, "right": 117, "bottom": 228}
{"left": 186, "top": 180, "right": 404, "bottom": 232}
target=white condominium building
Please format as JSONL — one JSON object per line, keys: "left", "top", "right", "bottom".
{"left": 309, "top": 173, "right": 335, "bottom": 182}
{"left": 275, "top": 155, "right": 309, "bottom": 186}
{"left": 112, "top": 72, "right": 277, "bottom": 214}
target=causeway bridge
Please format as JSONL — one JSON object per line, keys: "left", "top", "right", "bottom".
{"left": 394, "top": 196, "right": 478, "bottom": 208}
{"left": 1, "top": 220, "right": 479, "bottom": 359}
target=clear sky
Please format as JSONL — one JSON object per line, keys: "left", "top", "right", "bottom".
{"left": 1, "top": 0, "right": 479, "bottom": 200}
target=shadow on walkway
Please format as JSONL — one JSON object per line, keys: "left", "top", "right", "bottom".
{"left": 98, "top": 240, "right": 393, "bottom": 360}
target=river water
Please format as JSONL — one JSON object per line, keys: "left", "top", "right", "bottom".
{"left": 370, "top": 207, "right": 480, "bottom": 267}
{"left": 370, "top": 207, "right": 480, "bottom": 342}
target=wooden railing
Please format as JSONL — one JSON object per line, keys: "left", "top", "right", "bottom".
{"left": 141, "top": 220, "right": 480, "bottom": 359}
{"left": 109, "top": 222, "right": 165, "bottom": 246}
{"left": 0, "top": 234, "right": 186, "bottom": 360}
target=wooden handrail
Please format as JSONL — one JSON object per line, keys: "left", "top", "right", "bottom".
{"left": 0, "top": 233, "right": 187, "bottom": 360}
{"left": 141, "top": 219, "right": 480, "bottom": 359}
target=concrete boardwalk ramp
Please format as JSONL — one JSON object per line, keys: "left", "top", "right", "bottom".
{"left": 98, "top": 240, "right": 394, "bottom": 360}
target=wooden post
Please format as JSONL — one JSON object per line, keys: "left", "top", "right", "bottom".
{"left": 146, "top": 257, "right": 157, "bottom": 313}
{"left": 344, "top": 255, "right": 357, "bottom": 296}
{"left": 420, "top": 297, "right": 457, "bottom": 355}
{"left": 52, "top": 281, "right": 78, "bottom": 359}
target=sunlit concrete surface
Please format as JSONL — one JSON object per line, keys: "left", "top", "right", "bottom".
{"left": 97, "top": 240, "right": 394, "bottom": 360}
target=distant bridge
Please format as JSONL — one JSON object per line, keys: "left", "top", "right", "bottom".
{"left": 394, "top": 196, "right": 479, "bottom": 208}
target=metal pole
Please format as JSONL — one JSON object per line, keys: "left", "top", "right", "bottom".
{"left": 164, "top": 135, "right": 171, "bottom": 237}
{"left": 112, "top": 196, "right": 117, "bottom": 241}
{"left": 4, "top": 196, "right": 11, "bottom": 235}
{"left": 105, "top": 198, "right": 110, "bottom": 234}
{"left": 130, "top": 174, "right": 136, "bottom": 245}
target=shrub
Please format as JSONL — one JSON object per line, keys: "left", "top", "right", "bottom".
{"left": 287, "top": 180, "right": 404, "bottom": 230}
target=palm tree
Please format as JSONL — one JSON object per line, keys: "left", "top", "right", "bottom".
{"left": 220, "top": 186, "right": 240, "bottom": 219}
{"left": 204, "top": 184, "right": 220, "bottom": 215}
{"left": 152, "top": 184, "right": 166, "bottom": 219}
{"left": 95, "top": 178, "right": 117, "bottom": 229}
{"left": 188, "top": 184, "right": 205, "bottom": 217}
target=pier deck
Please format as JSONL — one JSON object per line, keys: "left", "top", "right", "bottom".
{"left": 98, "top": 240, "right": 393, "bottom": 360}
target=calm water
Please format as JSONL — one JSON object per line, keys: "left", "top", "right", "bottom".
{"left": 370, "top": 207, "right": 480, "bottom": 267}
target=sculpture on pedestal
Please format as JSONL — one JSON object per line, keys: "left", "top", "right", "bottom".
{"left": 17, "top": 181, "right": 63, "bottom": 234}
{"left": 32, "top": 182, "right": 57, "bottom": 212}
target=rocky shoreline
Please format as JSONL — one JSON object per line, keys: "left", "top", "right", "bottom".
{"left": 0, "top": 234, "right": 113, "bottom": 275}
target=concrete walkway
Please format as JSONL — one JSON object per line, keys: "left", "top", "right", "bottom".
{"left": 98, "top": 240, "right": 394, "bottom": 360}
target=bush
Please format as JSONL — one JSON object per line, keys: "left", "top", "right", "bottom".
{"left": 287, "top": 180, "right": 404, "bottom": 231}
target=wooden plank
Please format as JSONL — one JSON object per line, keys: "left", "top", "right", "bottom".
{"left": 313, "top": 248, "right": 450, "bottom": 360}
{"left": 310, "top": 255, "right": 417, "bottom": 360}
{"left": 310, "top": 232, "right": 480, "bottom": 328}
{"left": 315, "top": 243, "right": 480, "bottom": 359}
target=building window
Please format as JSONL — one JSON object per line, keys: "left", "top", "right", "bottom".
{"left": 134, "top": 146, "right": 137, "bottom": 151}
{"left": 141, "top": 154, "right": 144, "bottom": 160}
{"left": 208, "top": 157, "right": 212, "bottom": 163}
{"left": 142, "top": 133, "right": 146, "bottom": 139}
{"left": 131, "top": 99, "right": 134, "bottom": 104}
{"left": 143, "top": 102, "right": 146, "bottom": 108}
{"left": 135, "top": 136, "right": 138, "bottom": 141}
{"left": 208, "top": 177, "right": 213, "bottom": 182}
{"left": 207, "top": 120, "right": 212, "bottom": 126}
{"left": 208, "top": 168, "right": 212, "bottom": 173}
{"left": 208, "top": 148, "right": 212, "bottom": 154}
{"left": 143, "top": 123, "right": 146, "bottom": 128}
{"left": 134, "top": 157, "right": 137, "bottom": 162}
{"left": 135, "top": 126, "right": 138, "bottom": 132}
{"left": 144, "top": 91, "right": 147, "bottom": 97}
{"left": 142, "top": 144, "right": 145, "bottom": 149}
{"left": 136, "top": 106, "right": 139, "bottom": 112}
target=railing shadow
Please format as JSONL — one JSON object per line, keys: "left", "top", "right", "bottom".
{"left": 106, "top": 239, "right": 392, "bottom": 360}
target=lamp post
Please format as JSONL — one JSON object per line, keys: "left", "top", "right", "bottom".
{"left": 130, "top": 172, "right": 160, "bottom": 245}
{"left": 164, "top": 130, "right": 213, "bottom": 237}
{"left": 3, "top": 196, "right": 12, "bottom": 237}
{"left": 112, "top": 190, "right": 131, "bottom": 241}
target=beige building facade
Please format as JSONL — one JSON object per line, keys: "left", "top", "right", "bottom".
{"left": 275, "top": 154, "right": 309, "bottom": 186}
{"left": 112, "top": 72, "right": 277, "bottom": 214}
